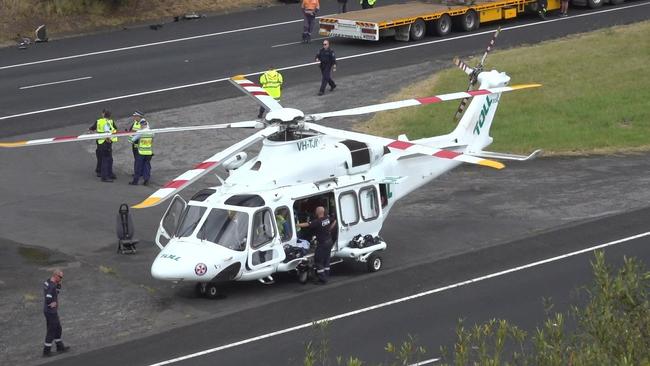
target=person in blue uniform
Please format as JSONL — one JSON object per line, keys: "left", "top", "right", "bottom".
{"left": 42, "top": 269, "right": 70, "bottom": 357}
{"left": 315, "top": 40, "right": 337, "bottom": 96}
{"left": 298, "top": 206, "right": 337, "bottom": 283}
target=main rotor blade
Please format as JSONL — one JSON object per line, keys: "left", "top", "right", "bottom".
{"left": 307, "top": 84, "right": 541, "bottom": 120}
{"left": 305, "top": 123, "right": 504, "bottom": 170}
{"left": 230, "top": 75, "right": 283, "bottom": 112}
{"left": 0, "top": 120, "right": 264, "bottom": 148}
{"left": 132, "top": 125, "right": 280, "bottom": 209}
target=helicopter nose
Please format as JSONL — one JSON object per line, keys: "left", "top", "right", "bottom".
{"left": 151, "top": 256, "right": 189, "bottom": 281}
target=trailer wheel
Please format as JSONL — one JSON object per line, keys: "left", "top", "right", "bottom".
{"left": 367, "top": 254, "right": 382, "bottom": 273}
{"left": 431, "top": 14, "right": 452, "bottom": 36}
{"left": 410, "top": 18, "right": 426, "bottom": 41}
{"left": 457, "top": 10, "right": 479, "bottom": 32}
{"left": 587, "top": 0, "right": 603, "bottom": 8}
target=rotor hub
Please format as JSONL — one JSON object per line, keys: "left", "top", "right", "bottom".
{"left": 265, "top": 108, "right": 305, "bottom": 124}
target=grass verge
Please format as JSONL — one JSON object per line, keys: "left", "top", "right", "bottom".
{"left": 356, "top": 21, "right": 650, "bottom": 155}
{"left": 0, "top": 0, "right": 275, "bottom": 45}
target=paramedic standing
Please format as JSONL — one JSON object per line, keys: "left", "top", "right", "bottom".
{"left": 298, "top": 206, "right": 337, "bottom": 284}
{"left": 42, "top": 269, "right": 70, "bottom": 357}
{"left": 129, "top": 119, "right": 153, "bottom": 186}
{"left": 315, "top": 40, "right": 337, "bottom": 96}
{"left": 301, "top": 0, "right": 320, "bottom": 43}
{"left": 127, "top": 111, "right": 145, "bottom": 175}
{"left": 258, "top": 68, "right": 284, "bottom": 119}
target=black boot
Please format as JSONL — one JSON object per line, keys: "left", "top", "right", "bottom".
{"left": 43, "top": 346, "right": 52, "bottom": 357}
{"left": 56, "top": 341, "right": 70, "bottom": 353}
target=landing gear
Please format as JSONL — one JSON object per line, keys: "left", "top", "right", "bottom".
{"left": 196, "top": 283, "right": 223, "bottom": 299}
{"left": 366, "top": 253, "right": 383, "bottom": 273}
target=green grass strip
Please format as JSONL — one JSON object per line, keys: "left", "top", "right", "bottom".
{"left": 357, "top": 21, "right": 650, "bottom": 155}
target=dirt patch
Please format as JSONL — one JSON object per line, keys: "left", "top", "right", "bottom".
{"left": 0, "top": 0, "right": 277, "bottom": 46}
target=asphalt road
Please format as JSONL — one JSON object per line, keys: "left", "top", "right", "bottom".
{"left": 1, "top": 1, "right": 649, "bottom": 137}
{"left": 1, "top": 2, "right": 649, "bottom": 365}
{"left": 43, "top": 206, "right": 650, "bottom": 365}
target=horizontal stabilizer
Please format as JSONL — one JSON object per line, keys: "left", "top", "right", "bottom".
{"left": 468, "top": 149, "right": 542, "bottom": 161}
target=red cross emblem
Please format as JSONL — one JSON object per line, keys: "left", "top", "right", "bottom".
{"left": 195, "top": 263, "right": 207, "bottom": 276}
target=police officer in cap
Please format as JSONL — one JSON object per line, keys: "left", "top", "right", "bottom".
{"left": 42, "top": 269, "right": 70, "bottom": 357}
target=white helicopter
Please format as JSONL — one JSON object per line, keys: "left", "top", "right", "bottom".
{"left": 1, "top": 31, "right": 541, "bottom": 298}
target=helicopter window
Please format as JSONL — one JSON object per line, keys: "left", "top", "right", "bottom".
{"left": 251, "top": 209, "right": 276, "bottom": 249}
{"left": 274, "top": 206, "right": 293, "bottom": 242}
{"left": 359, "top": 186, "right": 379, "bottom": 221}
{"left": 338, "top": 191, "right": 359, "bottom": 226}
{"left": 190, "top": 189, "right": 216, "bottom": 202}
{"left": 224, "top": 194, "right": 265, "bottom": 207}
{"left": 175, "top": 205, "right": 207, "bottom": 238}
{"left": 196, "top": 209, "right": 249, "bottom": 251}
{"left": 251, "top": 161, "right": 262, "bottom": 171}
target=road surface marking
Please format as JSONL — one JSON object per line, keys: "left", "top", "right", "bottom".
{"left": 147, "top": 231, "right": 650, "bottom": 365}
{"left": 410, "top": 358, "right": 440, "bottom": 365}
{"left": 19, "top": 76, "right": 92, "bottom": 90}
{"left": 0, "top": 13, "right": 337, "bottom": 71}
{"left": 272, "top": 36, "right": 329, "bottom": 48}
{"left": 1, "top": 2, "right": 648, "bottom": 121}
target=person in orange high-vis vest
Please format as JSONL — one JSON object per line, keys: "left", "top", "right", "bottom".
{"left": 301, "top": 0, "right": 320, "bottom": 43}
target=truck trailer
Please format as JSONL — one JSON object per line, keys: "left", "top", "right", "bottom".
{"left": 319, "top": 0, "right": 561, "bottom": 41}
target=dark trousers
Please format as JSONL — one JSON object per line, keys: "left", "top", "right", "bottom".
{"left": 303, "top": 12, "right": 316, "bottom": 41}
{"left": 98, "top": 142, "right": 114, "bottom": 179}
{"left": 132, "top": 146, "right": 138, "bottom": 175}
{"left": 338, "top": 1, "right": 348, "bottom": 13}
{"left": 314, "top": 239, "right": 334, "bottom": 282}
{"left": 44, "top": 313, "right": 62, "bottom": 346}
{"left": 319, "top": 67, "right": 336, "bottom": 93}
{"left": 132, "top": 154, "right": 151, "bottom": 183}
{"left": 95, "top": 145, "right": 101, "bottom": 174}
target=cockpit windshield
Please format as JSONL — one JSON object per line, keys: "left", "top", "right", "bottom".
{"left": 175, "top": 205, "right": 207, "bottom": 238}
{"left": 197, "top": 209, "right": 249, "bottom": 251}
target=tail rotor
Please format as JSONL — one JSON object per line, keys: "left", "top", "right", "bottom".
{"left": 453, "top": 27, "right": 501, "bottom": 122}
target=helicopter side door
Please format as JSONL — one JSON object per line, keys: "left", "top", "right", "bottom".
{"left": 336, "top": 184, "right": 382, "bottom": 247}
{"left": 155, "top": 195, "right": 187, "bottom": 249}
{"left": 247, "top": 207, "right": 285, "bottom": 271}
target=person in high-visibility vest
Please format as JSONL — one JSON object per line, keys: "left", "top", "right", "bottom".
{"left": 360, "top": 0, "right": 375, "bottom": 9}
{"left": 127, "top": 111, "right": 145, "bottom": 176}
{"left": 89, "top": 109, "right": 118, "bottom": 182}
{"left": 129, "top": 119, "right": 153, "bottom": 186}
{"left": 258, "top": 68, "right": 284, "bottom": 119}
{"left": 301, "top": 0, "right": 320, "bottom": 43}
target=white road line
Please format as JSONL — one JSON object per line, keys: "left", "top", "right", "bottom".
{"left": 272, "top": 36, "right": 329, "bottom": 48}
{"left": 147, "top": 231, "right": 650, "bottom": 366}
{"left": 0, "top": 13, "right": 337, "bottom": 71}
{"left": 2, "top": 2, "right": 648, "bottom": 121}
{"left": 19, "top": 76, "right": 92, "bottom": 90}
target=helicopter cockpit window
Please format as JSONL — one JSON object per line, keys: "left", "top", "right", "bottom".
{"left": 275, "top": 206, "right": 292, "bottom": 242}
{"left": 224, "top": 194, "right": 265, "bottom": 207}
{"left": 175, "top": 205, "right": 207, "bottom": 238}
{"left": 251, "top": 209, "right": 276, "bottom": 249}
{"left": 197, "top": 209, "right": 249, "bottom": 251}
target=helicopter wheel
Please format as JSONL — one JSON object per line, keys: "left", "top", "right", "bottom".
{"left": 204, "top": 283, "right": 222, "bottom": 299}
{"left": 195, "top": 283, "right": 207, "bottom": 297}
{"left": 366, "top": 254, "right": 382, "bottom": 273}
{"left": 297, "top": 269, "right": 309, "bottom": 284}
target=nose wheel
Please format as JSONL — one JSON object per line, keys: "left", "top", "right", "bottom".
{"left": 195, "top": 283, "right": 223, "bottom": 299}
